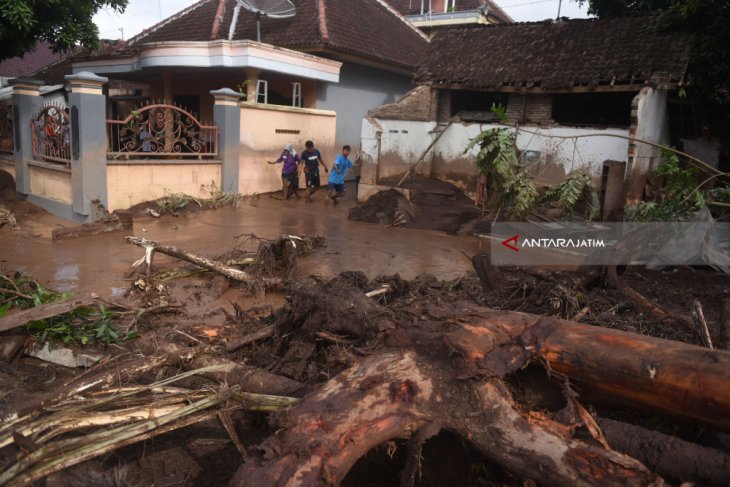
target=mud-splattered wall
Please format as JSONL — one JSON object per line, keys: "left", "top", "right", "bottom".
{"left": 361, "top": 117, "right": 630, "bottom": 194}
{"left": 106, "top": 161, "right": 221, "bottom": 211}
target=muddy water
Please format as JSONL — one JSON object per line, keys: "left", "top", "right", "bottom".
{"left": 0, "top": 192, "right": 479, "bottom": 298}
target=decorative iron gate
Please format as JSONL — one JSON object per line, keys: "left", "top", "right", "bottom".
{"left": 0, "top": 104, "right": 14, "bottom": 154}
{"left": 106, "top": 103, "right": 218, "bottom": 158}
{"left": 31, "top": 104, "right": 71, "bottom": 166}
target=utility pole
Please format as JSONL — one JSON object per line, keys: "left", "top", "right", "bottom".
{"left": 556, "top": 0, "right": 563, "bottom": 19}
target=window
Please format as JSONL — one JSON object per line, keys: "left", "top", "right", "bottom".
{"left": 451, "top": 90, "right": 508, "bottom": 119}
{"left": 552, "top": 92, "right": 635, "bottom": 127}
{"left": 256, "top": 80, "right": 268, "bottom": 104}
{"left": 292, "top": 82, "right": 302, "bottom": 108}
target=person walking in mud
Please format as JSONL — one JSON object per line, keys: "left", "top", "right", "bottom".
{"left": 300, "top": 140, "right": 328, "bottom": 203}
{"left": 326, "top": 145, "right": 353, "bottom": 206}
{"left": 268, "top": 144, "right": 301, "bottom": 200}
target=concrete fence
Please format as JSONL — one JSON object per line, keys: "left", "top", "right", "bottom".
{"left": 1, "top": 76, "right": 341, "bottom": 221}
{"left": 0, "top": 73, "right": 247, "bottom": 223}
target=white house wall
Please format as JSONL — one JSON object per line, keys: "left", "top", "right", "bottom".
{"left": 362, "top": 117, "right": 629, "bottom": 191}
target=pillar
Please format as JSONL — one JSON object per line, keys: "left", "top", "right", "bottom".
{"left": 65, "top": 72, "right": 109, "bottom": 217}
{"left": 244, "top": 69, "right": 260, "bottom": 103}
{"left": 210, "top": 88, "right": 243, "bottom": 193}
{"left": 10, "top": 76, "right": 43, "bottom": 194}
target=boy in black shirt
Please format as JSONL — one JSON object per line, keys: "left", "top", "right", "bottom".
{"left": 301, "top": 140, "right": 328, "bottom": 203}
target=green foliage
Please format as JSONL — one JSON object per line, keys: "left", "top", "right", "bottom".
{"left": 711, "top": 187, "right": 730, "bottom": 203}
{"left": 0, "top": 271, "right": 71, "bottom": 310}
{"left": 490, "top": 102, "right": 509, "bottom": 123}
{"left": 27, "top": 304, "right": 135, "bottom": 346}
{"left": 541, "top": 173, "right": 600, "bottom": 220}
{"left": 625, "top": 151, "right": 706, "bottom": 221}
{"left": 0, "top": 0, "right": 128, "bottom": 61}
{"left": 0, "top": 302, "right": 10, "bottom": 318}
{"left": 466, "top": 127, "right": 538, "bottom": 219}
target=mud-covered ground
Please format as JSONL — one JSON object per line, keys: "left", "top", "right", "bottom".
{"left": 1, "top": 177, "right": 729, "bottom": 486}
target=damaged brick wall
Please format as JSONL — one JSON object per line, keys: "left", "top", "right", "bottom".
{"left": 367, "top": 85, "right": 437, "bottom": 122}
{"left": 505, "top": 94, "right": 553, "bottom": 125}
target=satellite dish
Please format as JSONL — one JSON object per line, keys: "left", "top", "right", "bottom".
{"left": 229, "top": 0, "right": 296, "bottom": 42}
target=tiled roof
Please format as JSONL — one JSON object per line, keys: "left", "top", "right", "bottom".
{"left": 0, "top": 41, "right": 70, "bottom": 78}
{"left": 387, "top": 0, "right": 512, "bottom": 23}
{"left": 31, "top": 57, "right": 75, "bottom": 85}
{"left": 415, "top": 16, "right": 693, "bottom": 90}
{"left": 127, "top": 0, "right": 428, "bottom": 71}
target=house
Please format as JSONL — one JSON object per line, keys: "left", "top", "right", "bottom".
{"left": 0, "top": 41, "right": 70, "bottom": 87}
{"left": 0, "top": 0, "right": 429, "bottom": 221}
{"left": 360, "top": 16, "right": 695, "bottom": 219}
{"left": 71, "top": 0, "right": 428, "bottom": 158}
{"left": 387, "top": 0, "right": 512, "bottom": 37}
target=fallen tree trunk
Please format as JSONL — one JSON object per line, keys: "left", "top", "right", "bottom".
{"left": 229, "top": 297, "right": 730, "bottom": 485}
{"left": 0, "top": 295, "right": 96, "bottom": 333}
{"left": 597, "top": 417, "right": 730, "bottom": 485}
{"left": 126, "top": 236, "right": 282, "bottom": 288}
{"left": 440, "top": 304, "right": 730, "bottom": 431}
{"left": 232, "top": 352, "right": 661, "bottom": 486}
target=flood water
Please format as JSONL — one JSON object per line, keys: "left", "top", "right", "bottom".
{"left": 0, "top": 191, "right": 481, "bottom": 298}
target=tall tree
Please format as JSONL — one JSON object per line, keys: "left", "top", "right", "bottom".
{"left": 0, "top": 0, "right": 128, "bottom": 61}
{"left": 579, "top": 0, "right": 730, "bottom": 149}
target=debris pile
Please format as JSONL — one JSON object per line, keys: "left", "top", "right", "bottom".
{"left": 1, "top": 234, "right": 729, "bottom": 486}
{"left": 349, "top": 178, "right": 480, "bottom": 233}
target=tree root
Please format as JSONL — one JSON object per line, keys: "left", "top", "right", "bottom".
{"left": 231, "top": 352, "right": 661, "bottom": 486}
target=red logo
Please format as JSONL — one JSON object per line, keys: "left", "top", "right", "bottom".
{"left": 501, "top": 235, "right": 519, "bottom": 252}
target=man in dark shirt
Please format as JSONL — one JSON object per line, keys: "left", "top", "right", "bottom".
{"left": 300, "top": 140, "right": 328, "bottom": 203}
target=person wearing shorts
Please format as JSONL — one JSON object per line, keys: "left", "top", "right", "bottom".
{"left": 301, "top": 140, "right": 328, "bottom": 203}
{"left": 327, "top": 145, "right": 353, "bottom": 205}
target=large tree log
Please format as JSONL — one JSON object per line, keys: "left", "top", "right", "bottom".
{"left": 438, "top": 304, "right": 730, "bottom": 431}
{"left": 231, "top": 352, "right": 661, "bottom": 486}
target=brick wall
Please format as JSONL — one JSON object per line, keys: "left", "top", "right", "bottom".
{"left": 368, "top": 85, "right": 436, "bottom": 121}
{"left": 505, "top": 94, "right": 554, "bottom": 125}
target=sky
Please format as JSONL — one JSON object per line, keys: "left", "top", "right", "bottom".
{"left": 93, "top": 0, "right": 591, "bottom": 41}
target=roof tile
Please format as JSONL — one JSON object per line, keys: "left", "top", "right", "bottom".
{"left": 0, "top": 41, "right": 69, "bottom": 78}
{"left": 415, "top": 16, "right": 693, "bottom": 89}
{"left": 129, "top": 0, "right": 428, "bottom": 71}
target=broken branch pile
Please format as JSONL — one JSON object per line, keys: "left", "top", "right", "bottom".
{"left": 0, "top": 361, "right": 298, "bottom": 487}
